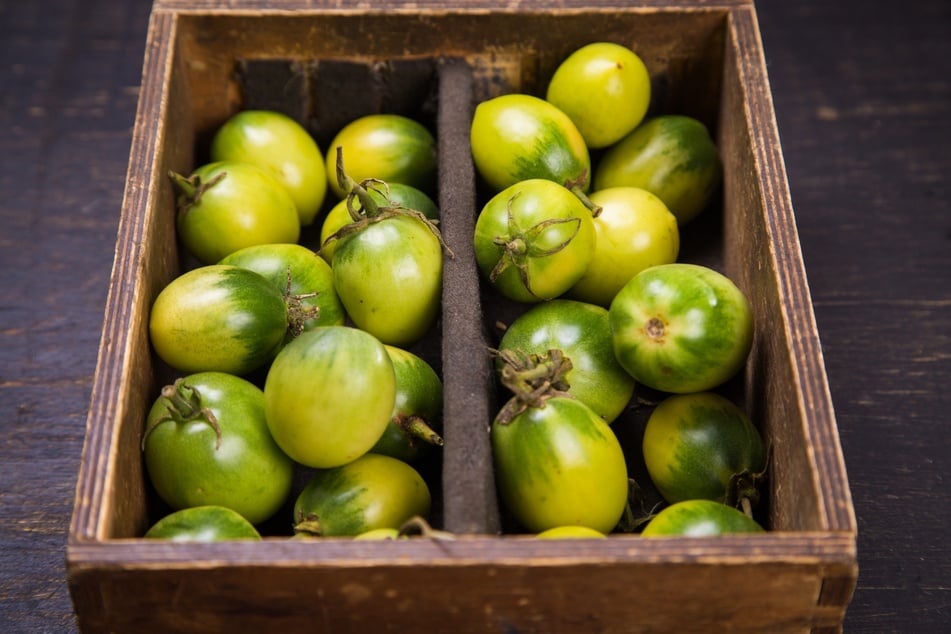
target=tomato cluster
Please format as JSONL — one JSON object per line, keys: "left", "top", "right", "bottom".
{"left": 475, "top": 42, "right": 766, "bottom": 537}
{"left": 143, "top": 110, "right": 446, "bottom": 541}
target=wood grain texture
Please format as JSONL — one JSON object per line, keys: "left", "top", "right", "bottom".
{"left": 0, "top": 1, "right": 947, "bottom": 633}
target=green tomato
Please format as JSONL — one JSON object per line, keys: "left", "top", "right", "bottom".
{"left": 594, "top": 115, "right": 723, "bottom": 225}
{"left": 324, "top": 114, "right": 437, "bottom": 199}
{"left": 170, "top": 161, "right": 300, "bottom": 264}
{"left": 144, "top": 506, "right": 262, "bottom": 542}
{"left": 536, "top": 525, "right": 606, "bottom": 539}
{"left": 370, "top": 345, "right": 444, "bottom": 463}
{"left": 546, "top": 42, "right": 651, "bottom": 149}
{"left": 149, "top": 265, "right": 289, "bottom": 376}
{"left": 353, "top": 528, "right": 402, "bottom": 541}
{"left": 492, "top": 395, "right": 629, "bottom": 534}
{"left": 332, "top": 213, "right": 443, "bottom": 346}
{"left": 567, "top": 187, "right": 680, "bottom": 307}
{"left": 497, "top": 299, "right": 634, "bottom": 424}
{"left": 263, "top": 326, "right": 396, "bottom": 468}
{"left": 609, "top": 263, "right": 754, "bottom": 393}
{"left": 474, "top": 179, "right": 596, "bottom": 303}
{"left": 641, "top": 499, "right": 764, "bottom": 537}
{"left": 142, "top": 372, "right": 294, "bottom": 525}
{"left": 293, "top": 453, "right": 431, "bottom": 537}
{"left": 210, "top": 109, "right": 327, "bottom": 225}
{"left": 470, "top": 93, "right": 591, "bottom": 193}
{"left": 219, "top": 242, "right": 346, "bottom": 334}
{"left": 319, "top": 181, "right": 438, "bottom": 264}
{"left": 642, "top": 392, "right": 765, "bottom": 505}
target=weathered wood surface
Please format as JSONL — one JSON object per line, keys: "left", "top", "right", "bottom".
{"left": 0, "top": 0, "right": 948, "bottom": 632}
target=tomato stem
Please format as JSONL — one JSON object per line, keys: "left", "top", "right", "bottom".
{"left": 493, "top": 348, "right": 574, "bottom": 424}
{"left": 167, "top": 169, "right": 227, "bottom": 217}
{"left": 396, "top": 415, "right": 444, "bottom": 447}
{"left": 140, "top": 379, "right": 222, "bottom": 451}
{"left": 564, "top": 170, "right": 602, "bottom": 217}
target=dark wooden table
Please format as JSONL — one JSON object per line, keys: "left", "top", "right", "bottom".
{"left": 1, "top": 1, "right": 948, "bottom": 631}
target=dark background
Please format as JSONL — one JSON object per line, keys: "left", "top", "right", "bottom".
{"left": 1, "top": 1, "right": 948, "bottom": 631}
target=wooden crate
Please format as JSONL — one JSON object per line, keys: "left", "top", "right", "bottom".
{"left": 67, "top": 1, "right": 857, "bottom": 631}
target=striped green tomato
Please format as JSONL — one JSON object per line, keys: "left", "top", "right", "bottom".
{"left": 210, "top": 109, "right": 328, "bottom": 225}
{"left": 142, "top": 372, "right": 294, "bottom": 525}
{"left": 148, "top": 265, "right": 289, "bottom": 376}
{"left": 470, "top": 93, "right": 591, "bottom": 193}
{"left": 474, "top": 179, "right": 596, "bottom": 303}
{"left": 594, "top": 114, "right": 723, "bottom": 225}
{"left": 642, "top": 392, "right": 765, "bottom": 505}
{"left": 370, "top": 345, "right": 444, "bottom": 463}
{"left": 491, "top": 395, "right": 628, "bottom": 534}
{"left": 497, "top": 299, "right": 634, "bottom": 424}
{"left": 324, "top": 114, "right": 437, "bottom": 199}
{"left": 219, "top": 242, "right": 345, "bottom": 335}
{"left": 609, "top": 263, "right": 753, "bottom": 394}
{"left": 641, "top": 499, "right": 764, "bottom": 537}
{"left": 144, "top": 506, "right": 262, "bottom": 542}
{"left": 293, "top": 453, "right": 431, "bottom": 537}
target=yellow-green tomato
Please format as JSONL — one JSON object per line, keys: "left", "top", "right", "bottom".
{"left": 470, "top": 93, "right": 591, "bottom": 193}
{"left": 568, "top": 187, "right": 679, "bottom": 307}
{"left": 546, "top": 42, "right": 651, "bottom": 149}
{"left": 293, "top": 453, "right": 432, "bottom": 537}
{"left": 536, "top": 525, "right": 606, "bottom": 539}
{"left": 324, "top": 114, "right": 437, "bottom": 199}
{"left": 641, "top": 500, "right": 764, "bottom": 537}
{"left": 149, "top": 265, "right": 289, "bottom": 376}
{"left": 210, "top": 109, "right": 327, "bottom": 225}
{"left": 171, "top": 161, "right": 301, "bottom": 264}
{"left": 474, "top": 179, "right": 596, "bottom": 303}
{"left": 319, "top": 181, "right": 438, "bottom": 264}
{"left": 492, "top": 396, "right": 629, "bottom": 534}
{"left": 144, "top": 506, "right": 262, "bottom": 542}
{"left": 594, "top": 115, "right": 722, "bottom": 225}
{"left": 353, "top": 528, "right": 401, "bottom": 541}
{"left": 263, "top": 326, "right": 396, "bottom": 468}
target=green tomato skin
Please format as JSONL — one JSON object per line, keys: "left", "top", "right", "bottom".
{"left": 474, "top": 179, "right": 596, "bottom": 303}
{"left": 642, "top": 392, "right": 765, "bottom": 504}
{"left": 149, "top": 265, "right": 289, "bottom": 376}
{"left": 144, "top": 506, "right": 262, "bottom": 542}
{"left": 332, "top": 215, "right": 443, "bottom": 346}
{"left": 492, "top": 396, "right": 629, "bottom": 534}
{"left": 497, "top": 299, "right": 634, "bottom": 424}
{"left": 536, "top": 525, "right": 606, "bottom": 539}
{"left": 567, "top": 186, "right": 680, "bottom": 307}
{"left": 294, "top": 453, "right": 432, "bottom": 537}
{"left": 325, "top": 114, "right": 437, "bottom": 199}
{"left": 609, "top": 263, "right": 754, "bottom": 394}
{"left": 210, "top": 110, "right": 328, "bottom": 225}
{"left": 370, "top": 345, "right": 443, "bottom": 463}
{"left": 263, "top": 326, "right": 396, "bottom": 469}
{"left": 319, "top": 182, "right": 439, "bottom": 264}
{"left": 143, "top": 372, "right": 295, "bottom": 525}
{"left": 219, "top": 242, "right": 346, "bottom": 331}
{"left": 594, "top": 115, "right": 723, "bottom": 225}
{"left": 175, "top": 161, "right": 301, "bottom": 264}
{"left": 470, "top": 94, "right": 591, "bottom": 192}
{"left": 641, "top": 499, "right": 764, "bottom": 537}
{"left": 546, "top": 42, "right": 651, "bottom": 149}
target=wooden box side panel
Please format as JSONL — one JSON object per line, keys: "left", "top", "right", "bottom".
{"left": 68, "top": 535, "right": 855, "bottom": 634}
{"left": 719, "top": 6, "right": 856, "bottom": 534}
